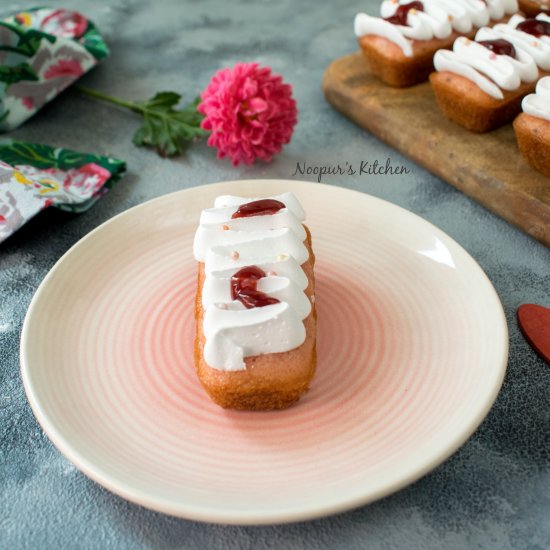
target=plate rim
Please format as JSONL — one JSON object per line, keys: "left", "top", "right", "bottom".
{"left": 20, "top": 179, "right": 509, "bottom": 524}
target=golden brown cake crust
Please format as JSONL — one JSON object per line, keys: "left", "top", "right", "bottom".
{"left": 518, "top": 0, "right": 550, "bottom": 17}
{"left": 514, "top": 112, "right": 550, "bottom": 177}
{"left": 429, "top": 71, "right": 550, "bottom": 133}
{"left": 194, "top": 225, "right": 317, "bottom": 411}
{"left": 357, "top": 16, "right": 511, "bottom": 87}
{"left": 358, "top": 31, "right": 473, "bottom": 87}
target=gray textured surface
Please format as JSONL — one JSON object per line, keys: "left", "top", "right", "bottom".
{"left": 1, "top": 0, "right": 550, "bottom": 548}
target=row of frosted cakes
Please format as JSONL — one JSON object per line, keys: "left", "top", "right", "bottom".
{"left": 354, "top": 0, "right": 550, "bottom": 175}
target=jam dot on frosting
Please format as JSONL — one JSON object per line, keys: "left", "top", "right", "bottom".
{"left": 516, "top": 19, "right": 550, "bottom": 38}
{"left": 231, "top": 266, "right": 280, "bottom": 309}
{"left": 477, "top": 39, "right": 516, "bottom": 58}
{"left": 231, "top": 199, "right": 285, "bottom": 219}
{"left": 384, "top": 1, "right": 424, "bottom": 26}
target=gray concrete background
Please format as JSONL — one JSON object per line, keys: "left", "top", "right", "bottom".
{"left": 1, "top": 0, "right": 550, "bottom": 548}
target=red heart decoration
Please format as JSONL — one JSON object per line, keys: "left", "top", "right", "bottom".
{"left": 517, "top": 304, "right": 550, "bottom": 365}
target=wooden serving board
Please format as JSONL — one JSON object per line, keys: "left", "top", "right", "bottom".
{"left": 323, "top": 51, "right": 550, "bottom": 248}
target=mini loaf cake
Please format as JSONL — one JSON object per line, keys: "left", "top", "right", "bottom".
{"left": 514, "top": 76, "right": 550, "bottom": 175}
{"left": 354, "top": 0, "right": 518, "bottom": 86}
{"left": 430, "top": 14, "right": 550, "bottom": 132}
{"left": 193, "top": 192, "right": 316, "bottom": 410}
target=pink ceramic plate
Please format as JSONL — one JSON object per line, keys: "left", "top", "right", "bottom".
{"left": 20, "top": 180, "right": 508, "bottom": 524}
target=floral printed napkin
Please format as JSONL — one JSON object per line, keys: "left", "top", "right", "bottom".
{"left": 0, "top": 140, "right": 125, "bottom": 244}
{"left": 0, "top": 7, "right": 109, "bottom": 131}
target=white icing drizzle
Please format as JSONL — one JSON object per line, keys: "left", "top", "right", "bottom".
{"left": 486, "top": 0, "right": 519, "bottom": 20}
{"left": 433, "top": 19, "right": 543, "bottom": 100}
{"left": 522, "top": 76, "right": 550, "bottom": 121}
{"left": 354, "top": 0, "right": 518, "bottom": 57}
{"left": 477, "top": 14, "right": 550, "bottom": 71}
{"left": 434, "top": 39, "right": 537, "bottom": 99}
{"left": 193, "top": 192, "right": 312, "bottom": 372}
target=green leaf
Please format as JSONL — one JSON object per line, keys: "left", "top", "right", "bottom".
{"left": 132, "top": 93, "right": 207, "bottom": 157}
{"left": 139, "top": 91, "right": 182, "bottom": 110}
{"left": 76, "top": 86, "right": 208, "bottom": 158}
{"left": 0, "top": 21, "right": 26, "bottom": 38}
{"left": 0, "top": 29, "right": 55, "bottom": 58}
{"left": 79, "top": 24, "right": 110, "bottom": 61}
{"left": 56, "top": 149, "right": 97, "bottom": 170}
{"left": 55, "top": 148, "right": 126, "bottom": 175}
{"left": 19, "top": 30, "right": 55, "bottom": 55}
{"left": 0, "top": 63, "right": 39, "bottom": 85}
{"left": 0, "top": 140, "right": 57, "bottom": 168}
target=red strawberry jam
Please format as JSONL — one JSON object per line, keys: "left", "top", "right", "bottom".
{"left": 516, "top": 18, "right": 550, "bottom": 38}
{"left": 477, "top": 39, "right": 516, "bottom": 58}
{"left": 231, "top": 199, "right": 285, "bottom": 219}
{"left": 384, "top": 1, "right": 423, "bottom": 26}
{"left": 231, "top": 266, "right": 279, "bottom": 309}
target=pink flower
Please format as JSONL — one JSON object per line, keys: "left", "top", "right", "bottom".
{"left": 21, "top": 97, "right": 34, "bottom": 110}
{"left": 41, "top": 9, "right": 88, "bottom": 39}
{"left": 44, "top": 59, "right": 84, "bottom": 80}
{"left": 63, "top": 163, "right": 110, "bottom": 194}
{"left": 77, "top": 163, "right": 111, "bottom": 181}
{"left": 198, "top": 62, "right": 297, "bottom": 166}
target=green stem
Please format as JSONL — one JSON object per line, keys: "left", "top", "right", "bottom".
{"left": 75, "top": 84, "right": 144, "bottom": 114}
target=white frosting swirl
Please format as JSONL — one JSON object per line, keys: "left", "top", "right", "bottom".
{"left": 193, "top": 192, "right": 312, "bottom": 372}
{"left": 433, "top": 23, "right": 541, "bottom": 99}
{"left": 477, "top": 14, "right": 550, "bottom": 71}
{"left": 486, "top": 0, "right": 519, "bottom": 20}
{"left": 522, "top": 76, "right": 550, "bottom": 121}
{"left": 354, "top": 0, "right": 518, "bottom": 57}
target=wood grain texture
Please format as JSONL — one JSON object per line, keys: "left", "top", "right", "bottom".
{"left": 323, "top": 51, "right": 550, "bottom": 248}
